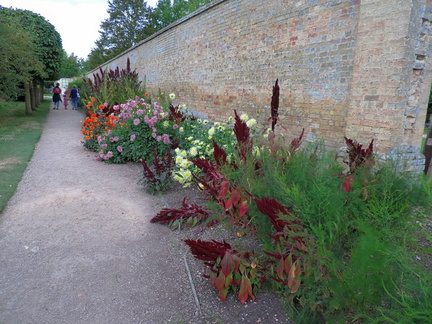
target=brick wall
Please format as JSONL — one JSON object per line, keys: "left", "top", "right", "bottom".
{"left": 89, "top": 0, "right": 432, "bottom": 172}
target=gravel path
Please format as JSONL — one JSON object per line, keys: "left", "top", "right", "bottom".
{"left": 0, "top": 107, "right": 199, "bottom": 323}
{"left": 0, "top": 105, "right": 289, "bottom": 324}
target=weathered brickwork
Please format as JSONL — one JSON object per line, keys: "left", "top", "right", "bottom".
{"left": 89, "top": 0, "right": 432, "bottom": 172}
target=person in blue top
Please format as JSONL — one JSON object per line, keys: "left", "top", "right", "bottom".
{"left": 70, "top": 85, "right": 79, "bottom": 110}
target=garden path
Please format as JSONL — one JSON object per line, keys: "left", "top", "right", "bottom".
{"left": 0, "top": 103, "right": 289, "bottom": 323}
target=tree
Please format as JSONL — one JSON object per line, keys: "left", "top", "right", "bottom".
{"left": 95, "top": 0, "right": 155, "bottom": 61}
{"left": 0, "top": 6, "right": 62, "bottom": 114}
{"left": 152, "top": 0, "right": 213, "bottom": 29}
{"left": 0, "top": 19, "right": 43, "bottom": 106}
{"left": 59, "top": 51, "right": 83, "bottom": 78}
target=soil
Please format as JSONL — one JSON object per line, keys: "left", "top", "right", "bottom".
{"left": 0, "top": 104, "right": 290, "bottom": 324}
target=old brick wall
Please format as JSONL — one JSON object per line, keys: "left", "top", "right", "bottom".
{"left": 89, "top": 0, "right": 432, "bottom": 171}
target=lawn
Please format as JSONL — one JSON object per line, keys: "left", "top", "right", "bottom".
{"left": 0, "top": 99, "right": 50, "bottom": 213}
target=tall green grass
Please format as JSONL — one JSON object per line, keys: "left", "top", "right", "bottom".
{"left": 0, "top": 100, "right": 50, "bottom": 213}
{"left": 222, "top": 140, "right": 432, "bottom": 323}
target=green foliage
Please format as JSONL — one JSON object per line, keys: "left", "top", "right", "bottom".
{"left": 152, "top": 0, "right": 214, "bottom": 29}
{"left": 0, "top": 19, "right": 43, "bottom": 100}
{"left": 87, "top": 0, "right": 155, "bottom": 67}
{"left": 0, "top": 7, "right": 62, "bottom": 80}
{"left": 59, "top": 51, "right": 83, "bottom": 78}
{"left": 83, "top": 59, "right": 147, "bottom": 112}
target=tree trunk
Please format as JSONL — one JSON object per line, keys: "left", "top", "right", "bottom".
{"left": 39, "top": 79, "right": 44, "bottom": 104}
{"left": 30, "top": 80, "right": 36, "bottom": 110}
{"left": 24, "top": 82, "right": 32, "bottom": 116}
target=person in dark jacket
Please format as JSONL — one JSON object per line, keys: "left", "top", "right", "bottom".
{"left": 52, "top": 83, "right": 62, "bottom": 110}
{"left": 70, "top": 85, "right": 79, "bottom": 110}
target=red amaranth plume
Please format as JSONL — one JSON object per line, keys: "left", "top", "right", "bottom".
{"left": 183, "top": 239, "right": 233, "bottom": 262}
{"left": 253, "top": 197, "right": 291, "bottom": 232}
{"left": 271, "top": 79, "right": 279, "bottom": 132}
{"left": 289, "top": 128, "right": 305, "bottom": 151}
{"left": 344, "top": 137, "right": 374, "bottom": 173}
{"left": 168, "top": 104, "right": 186, "bottom": 125}
{"left": 151, "top": 197, "right": 208, "bottom": 224}
{"left": 233, "top": 110, "right": 253, "bottom": 162}
{"left": 212, "top": 139, "right": 228, "bottom": 167}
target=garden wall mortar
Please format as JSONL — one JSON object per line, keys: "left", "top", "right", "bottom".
{"left": 87, "top": 0, "right": 432, "bottom": 172}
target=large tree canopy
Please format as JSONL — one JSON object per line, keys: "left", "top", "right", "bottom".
{"left": 0, "top": 6, "right": 62, "bottom": 113}
{"left": 0, "top": 7, "right": 63, "bottom": 80}
{"left": 96, "top": 0, "right": 155, "bottom": 61}
{"left": 59, "top": 51, "right": 84, "bottom": 78}
{"left": 0, "top": 19, "right": 43, "bottom": 100}
{"left": 153, "top": 0, "right": 212, "bottom": 30}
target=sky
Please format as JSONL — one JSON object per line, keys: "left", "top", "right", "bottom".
{"left": 0, "top": 0, "right": 159, "bottom": 59}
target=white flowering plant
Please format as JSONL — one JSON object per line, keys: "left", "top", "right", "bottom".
{"left": 171, "top": 112, "right": 262, "bottom": 187}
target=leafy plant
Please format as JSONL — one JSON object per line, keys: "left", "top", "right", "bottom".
{"left": 151, "top": 197, "right": 209, "bottom": 229}
{"left": 83, "top": 57, "right": 147, "bottom": 112}
{"left": 141, "top": 147, "right": 175, "bottom": 194}
{"left": 183, "top": 239, "right": 266, "bottom": 303}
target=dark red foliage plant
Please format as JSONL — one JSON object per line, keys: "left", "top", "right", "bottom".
{"left": 233, "top": 110, "right": 253, "bottom": 162}
{"left": 168, "top": 104, "right": 186, "bottom": 125}
{"left": 344, "top": 137, "right": 374, "bottom": 174}
{"left": 141, "top": 147, "right": 175, "bottom": 194}
{"left": 253, "top": 196, "right": 327, "bottom": 295}
{"left": 190, "top": 139, "right": 252, "bottom": 230}
{"left": 151, "top": 197, "right": 209, "bottom": 230}
{"left": 183, "top": 239, "right": 266, "bottom": 303}
{"left": 271, "top": 79, "right": 280, "bottom": 132}
{"left": 342, "top": 137, "right": 374, "bottom": 192}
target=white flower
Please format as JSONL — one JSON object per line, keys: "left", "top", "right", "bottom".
{"left": 203, "top": 120, "right": 209, "bottom": 125}
{"left": 227, "top": 116, "right": 233, "bottom": 124}
{"left": 246, "top": 118, "right": 257, "bottom": 127}
{"left": 197, "top": 119, "right": 202, "bottom": 124}
{"left": 181, "top": 150, "right": 187, "bottom": 157}
{"left": 169, "top": 93, "right": 176, "bottom": 100}
{"left": 163, "top": 121, "right": 169, "bottom": 127}
{"left": 183, "top": 170, "right": 192, "bottom": 179}
{"left": 189, "top": 147, "right": 198, "bottom": 157}
{"left": 175, "top": 156, "right": 183, "bottom": 164}
{"left": 180, "top": 159, "right": 190, "bottom": 168}
{"left": 214, "top": 122, "right": 221, "bottom": 127}
{"left": 179, "top": 127, "right": 184, "bottom": 133}
{"left": 240, "top": 113, "right": 249, "bottom": 121}
{"left": 208, "top": 127, "right": 215, "bottom": 136}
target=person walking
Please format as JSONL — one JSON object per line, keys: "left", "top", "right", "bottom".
{"left": 52, "top": 83, "right": 62, "bottom": 110}
{"left": 70, "top": 85, "right": 79, "bottom": 110}
{"left": 63, "top": 92, "right": 69, "bottom": 109}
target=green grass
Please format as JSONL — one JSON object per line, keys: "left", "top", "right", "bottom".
{"left": 0, "top": 99, "right": 50, "bottom": 213}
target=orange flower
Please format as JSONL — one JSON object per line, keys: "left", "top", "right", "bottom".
{"left": 99, "top": 105, "right": 104, "bottom": 109}
{"left": 91, "top": 97, "right": 96, "bottom": 103}
{"left": 145, "top": 93, "right": 149, "bottom": 97}
{"left": 85, "top": 136, "right": 91, "bottom": 140}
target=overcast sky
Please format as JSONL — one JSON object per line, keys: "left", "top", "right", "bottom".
{"left": 0, "top": 0, "right": 159, "bottom": 59}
